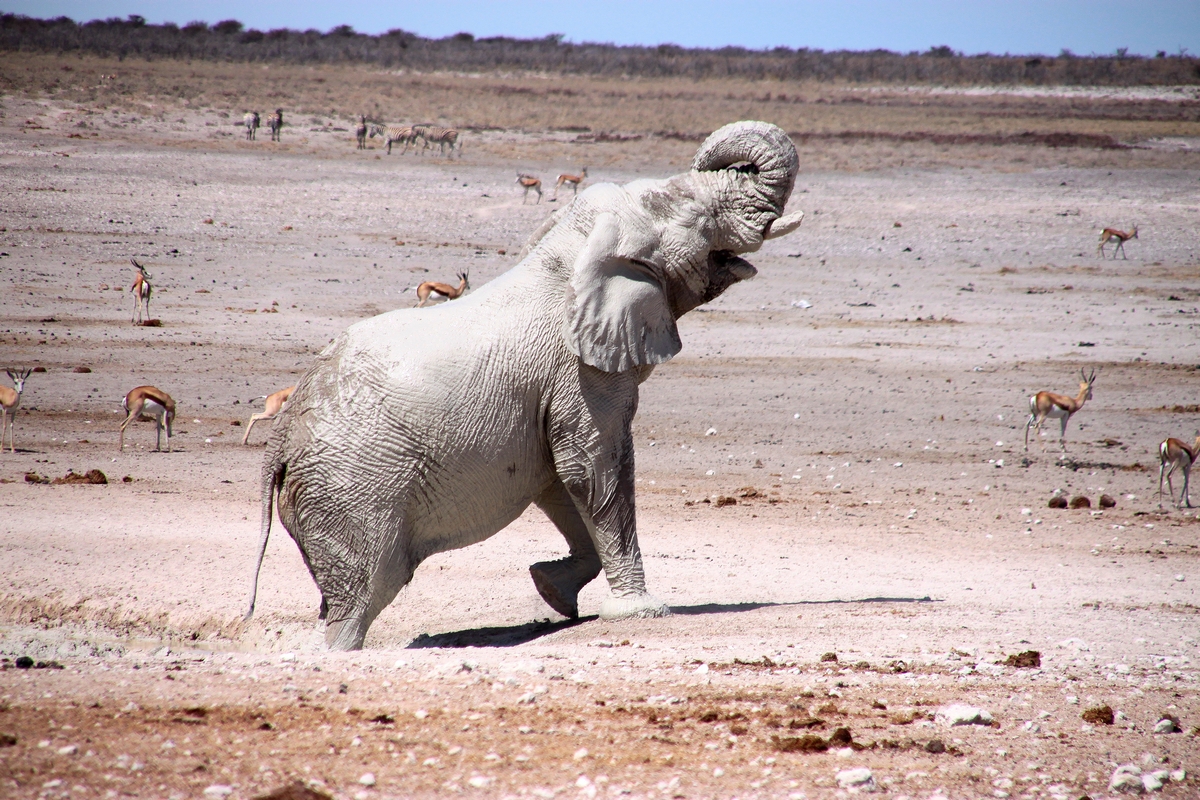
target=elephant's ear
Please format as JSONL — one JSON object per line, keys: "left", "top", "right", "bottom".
{"left": 565, "top": 212, "right": 680, "bottom": 373}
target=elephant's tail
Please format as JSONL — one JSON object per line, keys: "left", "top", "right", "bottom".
{"left": 245, "top": 457, "right": 284, "bottom": 621}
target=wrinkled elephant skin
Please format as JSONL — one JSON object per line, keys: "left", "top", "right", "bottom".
{"left": 245, "top": 121, "right": 803, "bottom": 650}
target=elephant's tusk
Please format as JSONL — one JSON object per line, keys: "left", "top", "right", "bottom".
{"left": 764, "top": 210, "right": 804, "bottom": 240}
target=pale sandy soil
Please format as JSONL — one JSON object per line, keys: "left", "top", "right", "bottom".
{"left": 0, "top": 94, "right": 1198, "bottom": 800}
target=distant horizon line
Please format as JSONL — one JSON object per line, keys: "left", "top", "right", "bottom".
{"left": 3, "top": 12, "right": 1192, "bottom": 61}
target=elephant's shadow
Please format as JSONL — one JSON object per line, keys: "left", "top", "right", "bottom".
{"left": 403, "top": 596, "right": 937, "bottom": 649}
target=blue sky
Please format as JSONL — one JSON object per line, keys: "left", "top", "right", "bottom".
{"left": 5, "top": 1, "right": 1198, "bottom": 56}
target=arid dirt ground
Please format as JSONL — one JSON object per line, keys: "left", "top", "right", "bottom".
{"left": 1, "top": 59, "right": 1199, "bottom": 799}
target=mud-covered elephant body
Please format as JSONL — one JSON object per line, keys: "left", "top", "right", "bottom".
{"left": 248, "top": 121, "right": 803, "bottom": 650}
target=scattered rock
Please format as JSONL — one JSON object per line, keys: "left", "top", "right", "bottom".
{"left": 1069, "top": 495, "right": 1091, "bottom": 509}
{"left": 835, "top": 767, "right": 877, "bottom": 792}
{"left": 1109, "top": 765, "right": 1144, "bottom": 794}
{"left": 203, "top": 787, "right": 234, "bottom": 799}
{"left": 714, "top": 495, "right": 737, "bottom": 507}
{"left": 141, "top": 319, "right": 162, "bottom": 327}
{"left": 252, "top": 783, "right": 333, "bottom": 800}
{"left": 1153, "top": 716, "right": 1179, "bottom": 734}
{"left": 357, "top": 773, "right": 375, "bottom": 786}
{"left": 924, "top": 739, "right": 946, "bottom": 753}
{"left": 73, "top": 366, "right": 91, "bottom": 373}
{"left": 1142, "top": 770, "right": 1170, "bottom": 792}
{"left": 1099, "top": 494, "right": 1117, "bottom": 508}
{"left": 1048, "top": 496, "right": 1068, "bottom": 508}
{"left": 52, "top": 469, "right": 108, "bottom": 485}
{"left": 935, "top": 704, "right": 994, "bottom": 726}
{"left": 1002, "top": 650, "right": 1041, "bottom": 668}
{"left": 820, "top": 652, "right": 838, "bottom": 663}
{"left": 1082, "top": 705, "right": 1114, "bottom": 725}
{"left": 0, "top": 733, "right": 17, "bottom": 747}
{"left": 57, "top": 744, "right": 78, "bottom": 755}
{"left": 14, "top": 656, "right": 34, "bottom": 668}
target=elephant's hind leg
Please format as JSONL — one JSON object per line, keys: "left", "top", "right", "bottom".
{"left": 530, "top": 477, "right": 602, "bottom": 618}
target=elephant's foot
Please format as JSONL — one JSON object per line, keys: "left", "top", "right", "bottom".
{"left": 599, "top": 593, "right": 670, "bottom": 620}
{"left": 529, "top": 556, "right": 600, "bottom": 619}
{"left": 322, "top": 613, "right": 370, "bottom": 651}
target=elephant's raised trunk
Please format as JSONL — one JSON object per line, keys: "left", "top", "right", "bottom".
{"left": 691, "top": 121, "right": 799, "bottom": 219}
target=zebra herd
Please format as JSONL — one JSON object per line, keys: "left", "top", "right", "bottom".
{"left": 243, "top": 109, "right": 283, "bottom": 142}
{"left": 364, "top": 119, "right": 461, "bottom": 157}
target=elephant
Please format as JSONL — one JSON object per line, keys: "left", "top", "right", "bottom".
{"left": 245, "top": 120, "right": 805, "bottom": 650}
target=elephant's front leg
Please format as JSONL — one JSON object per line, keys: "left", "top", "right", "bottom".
{"left": 551, "top": 368, "right": 670, "bottom": 620}
{"left": 530, "top": 477, "right": 602, "bottom": 618}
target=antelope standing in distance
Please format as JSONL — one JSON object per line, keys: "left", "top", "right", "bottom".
{"left": 517, "top": 173, "right": 543, "bottom": 204}
{"left": 368, "top": 123, "right": 417, "bottom": 155}
{"left": 1158, "top": 432, "right": 1200, "bottom": 509}
{"left": 1098, "top": 224, "right": 1137, "bottom": 259}
{"left": 243, "top": 111, "right": 260, "bottom": 141}
{"left": 1, "top": 368, "right": 32, "bottom": 454}
{"left": 242, "top": 386, "right": 296, "bottom": 445}
{"left": 1024, "top": 368, "right": 1097, "bottom": 452}
{"left": 129, "top": 258, "right": 152, "bottom": 324}
{"left": 420, "top": 126, "right": 460, "bottom": 157}
{"left": 266, "top": 109, "right": 283, "bottom": 142}
{"left": 355, "top": 116, "right": 368, "bottom": 150}
{"left": 553, "top": 166, "right": 588, "bottom": 200}
{"left": 119, "top": 385, "right": 175, "bottom": 453}
{"left": 416, "top": 271, "right": 470, "bottom": 307}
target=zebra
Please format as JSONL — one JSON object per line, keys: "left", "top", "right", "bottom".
{"left": 266, "top": 109, "right": 283, "bottom": 142}
{"left": 369, "top": 123, "right": 417, "bottom": 155}
{"left": 355, "top": 116, "right": 368, "bottom": 150}
{"left": 243, "top": 111, "right": 260, "bottom": 141}
{"left": 420, "top": 126, "right": 460, "bottom": 157}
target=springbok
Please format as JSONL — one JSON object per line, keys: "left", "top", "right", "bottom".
{"left": 119, "top": 386, "right": 175, "bottom": 453}
{"left": 1158, "top": 432, "right": 1200, "bottom": 509}
{"left": 130, "top": 258, "right": 152, "bottom": 324}
{"left": 416, "top": 271, "right": 470, "bottom": 307}
{"left": 554, "top": 166, "right": 588, "bottom": 199}
{"left": 1024, "top": 368, "right": 1097, "bottom": 452}
{"left": 1098, "top": 225, "right": 1137, "bottom": 259}
{"left": 517, "top": 173, "right": 543, "bottom": 204}
{"left": 242, "top": 386, "right": 296, "bottom": 445}
{"left": 1, "top": 368, "right": 32, "bottom": 454}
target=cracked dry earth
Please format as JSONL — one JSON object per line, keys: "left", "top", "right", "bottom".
{"left": 1, "top": 92, "right": 1199, "bottom": 800}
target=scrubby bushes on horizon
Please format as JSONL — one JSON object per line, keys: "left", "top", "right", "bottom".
{"left": 1, "top": 13, "right": 1197, "bottom": 86}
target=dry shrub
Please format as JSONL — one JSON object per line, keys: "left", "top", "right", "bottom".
{"left": 253, "top": 783, "right": 333, "bottom": 800}
{"left": 1002, "top": 650, "right": 1041, "bottom": 668}
{"left": 53, "top": 469, "right": 108, "bottom": 485}
{"left": 1082, "top": 705, "right": 1114, "bottom": 725}
{"left": 772, "top": 734, "right": 828, "bottom": 753}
